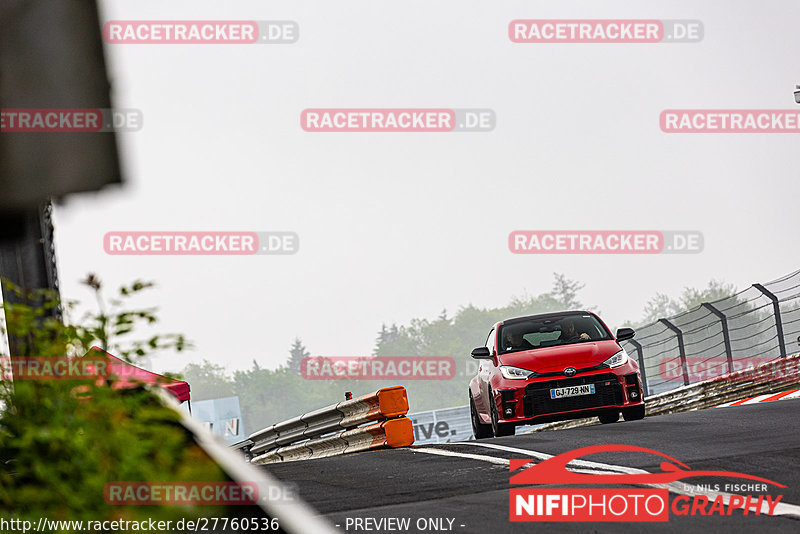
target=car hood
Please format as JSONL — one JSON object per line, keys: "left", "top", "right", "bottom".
{"left": 498, "top": 340, "right": 622, "bottom": 373}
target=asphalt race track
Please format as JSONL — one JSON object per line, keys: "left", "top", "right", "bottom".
{"left": 261, "top": 399, "right": 800, "bottom": 533}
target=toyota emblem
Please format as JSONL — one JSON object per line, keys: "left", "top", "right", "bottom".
{"left": 564, "top": 367, "right": 577, "bottom": 377}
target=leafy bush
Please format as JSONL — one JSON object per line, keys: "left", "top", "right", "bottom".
{"left": 0, "top": 277, "right": 233, "bottom": 527}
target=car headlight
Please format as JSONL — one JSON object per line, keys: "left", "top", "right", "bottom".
{"left": 500, "top": 366, "right": 532, "bottom": 380}
{"left": 603, "top": 349, "right": 629, "bottom": 368}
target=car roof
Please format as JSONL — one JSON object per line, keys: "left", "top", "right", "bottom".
{"left": 500, "top": 310, "right": 597, "bottom": 326}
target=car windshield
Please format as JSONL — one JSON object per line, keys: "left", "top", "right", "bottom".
{"left": 498, "top": 314, "right": 612, "bottom": 354}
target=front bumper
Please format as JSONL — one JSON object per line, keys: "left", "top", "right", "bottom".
{"left": 493, "top": 363, "right": 644, "bottom": 425}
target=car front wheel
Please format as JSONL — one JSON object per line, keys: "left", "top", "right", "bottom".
{"left": 598, "top": 411, "right": 619, "bottom": 424}
{"left": 622, "top": 404, "right": 646, "bottom": 421}
{"left": 470, "top": 392, "right": 493, "bottom": 439}
{"left": 489, "top": 389, "right": 515, "bottom": 437}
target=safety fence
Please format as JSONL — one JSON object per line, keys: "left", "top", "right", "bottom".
{"left": 233, "top": 386, "right": 414, "bottom": 464}
{"left": 620, "top": 269, "right": 800, "bottom": 396}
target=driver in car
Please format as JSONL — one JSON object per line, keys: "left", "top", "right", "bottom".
{"left": 558, "top": 319, "right": 590, "bottom": 342}
{"left": 504, "top": 330, "right": 535, "bottom": 351}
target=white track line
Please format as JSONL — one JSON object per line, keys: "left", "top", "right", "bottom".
{"left": 458, "top": 441, "right": 630, "bottom": 472}
{"left": 412, "top": 447, "right": 508, "bottom": 466}
{"left": 412, "top": 447, "right": 621, "bottom": 475}
{"left": 715, "top": 389, "right": 800, "bottom": 408}
{"left": 413, "top": 442, "right": 800, "bottom": 518}
{"left": 715, "top": 394, "right": 773, "bottom": 408}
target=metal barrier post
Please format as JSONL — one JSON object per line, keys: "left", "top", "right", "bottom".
{"left": 659, "top": 318, "right": 690, "bottom": 386}
{"left": 701, "top": 302, "right": 734, "bottom": 374}
{"left": 753, "top": 284, "right": 788, "bottom": 359}
{"left": 627, "top": 339, "right": 649, "bottom": 395}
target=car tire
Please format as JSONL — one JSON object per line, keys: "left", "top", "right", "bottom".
{"left": 598, "top": 411, "right": 620, "bottom": 424}
{"left": 622, "top": 404, "right": 646, "bottom": 421}
{"left": 489, "top": 388, "right": 516, "bottom": 437}
{"left": 470, "top": 392, "right": 494, "bottom": 439}
{"left": 494, "top": 422, "right": 515, "bottom": 437}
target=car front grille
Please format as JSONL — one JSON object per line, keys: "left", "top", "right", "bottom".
{"left": 523, "top": 373, "right": 623, "bottom": 417}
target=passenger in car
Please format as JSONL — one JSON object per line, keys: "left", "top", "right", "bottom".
{"left": 504, "top": 330, "right": 535, "bottom": 351}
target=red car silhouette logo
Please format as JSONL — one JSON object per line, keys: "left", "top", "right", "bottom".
{"left": 510, "top": 444, "right": 785, "bottom": 487}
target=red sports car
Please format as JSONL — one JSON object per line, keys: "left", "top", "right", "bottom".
{"left": 469, "top": 311, "right": 645, "bottom": 438}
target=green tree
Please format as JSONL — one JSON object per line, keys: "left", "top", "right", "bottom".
{"left": 641, "top": 293, "right": 683, "bottom": 324}
{"left": 180, "top": 360, "right": 235, "bottom": 401}
{"left": 679, "top": 280, "right": 737, "bottom": 309}
{"left": 287, "top": 337, "right": 310, "bottom": 374}
{"left": 626, "top": 279, "right": 738, "bottom": 328}
{"left": 550, "top": 273, "right": 585, "bottom": 310}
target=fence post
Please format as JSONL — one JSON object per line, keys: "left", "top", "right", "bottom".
{"left": 658, "top": 318, "right": 690, "bottom": 386}
{"left": 701, "top": 302, "right": 734, "bottom": 374}
{"left": 753, "top": 284, "right": 788, "bottom": 359}
{"left": 626, "top": 339, "right": 649, "bottom": 396}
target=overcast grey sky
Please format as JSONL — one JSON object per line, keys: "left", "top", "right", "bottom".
{"left": 50, "top": 0, "right": 800, "bottom": 374}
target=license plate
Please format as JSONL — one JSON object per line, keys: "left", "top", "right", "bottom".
{"left": 550, "top": 384, "right": 595, "bottom": 399}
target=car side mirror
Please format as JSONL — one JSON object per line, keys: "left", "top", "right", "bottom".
{"left": 470, "top": 346, "right": 492, "bottom": 359}
{"left": 616, "top": 327, "right": 635, "bottom": 342}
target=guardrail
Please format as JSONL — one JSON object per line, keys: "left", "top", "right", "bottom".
{"left": 236, "top": 386, "right": 414, "bottom": 464}
{"left": 529, "top": 352, "right": 800, "bottom": 432}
